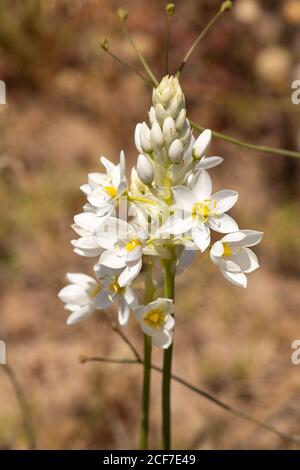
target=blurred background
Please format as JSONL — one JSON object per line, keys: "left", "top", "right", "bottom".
{"left": 0, "top": 0, "right": 300, "bottom": 450}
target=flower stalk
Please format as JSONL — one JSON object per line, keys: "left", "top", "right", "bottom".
{"left": 162, "top": 256, "right": 176, "bottom": 449}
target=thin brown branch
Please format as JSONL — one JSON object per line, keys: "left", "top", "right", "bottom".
{"left": 80, "top": 355, "right": 300, "bottom": 447}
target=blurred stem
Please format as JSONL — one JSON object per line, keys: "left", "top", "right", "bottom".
{"left": 177, "top": 2, "right": 230, "bottom": 75}
{"left": 102, "top": 47, "right": 151, "bottom": 85}
{"left": 190, "top": 120, "right": 300, "bottom": 159}
{"left": 2, "top": 364, "right": 37, "bottom": 450}
{"left": 140, "top": 262, "right": 155, "bottom": 450}
{"left": 165, "top": 14, "right": 171, "bottom": 75}
{"left": 119, "top": 18, "right": 158, "bottom": 87}
{"left": 162, "top": 256, "right": 175, "bottom": 450}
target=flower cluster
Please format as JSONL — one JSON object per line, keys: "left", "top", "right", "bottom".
{"left": 58, "top": 75, "right": 263, "bottom": 348}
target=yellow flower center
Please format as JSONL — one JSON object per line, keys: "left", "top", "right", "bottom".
{"left": 90, "top": 284, "right": 102, "bottom": 298}
{"left": 109, "top": 279, "right": 124, "bottom": 295}
{"left": 125, "top": 238, "right": 141, "bottom": 251}
{"left": 192, "top": 200, "right": 211, "bottom": 222}
{"left": 143, "top": 308, "right": 166, "bottom": 329}
{"left": 222, "top": 243, "right": 232, "bottom": 257}
{"left": 104, "top": 185, "right": 117, "bottom": 198}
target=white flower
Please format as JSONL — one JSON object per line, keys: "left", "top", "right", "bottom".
{"left": 210, "top": 230, "right": 263, "bottom": 288}
{"left": 58, "top": 273, "right": 104, "bottom": 325}
{"left": 164, "top": 169, "right": 239, "bottom": 251}
{"left": 87, "top": 151, "right": 127, "bottom": 216}
{"left": 94, "top": 264, "right": 138, "bottom": 326}
{"left": 97, "top": 218, "right": 147, "bottom": 287}
{"left": 135, "top": 298, "right": 175, "bottom": 348}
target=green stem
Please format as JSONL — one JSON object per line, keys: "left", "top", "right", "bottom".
{"left": 190, "top": 120, "right": 300, "bottom": 159}
{"left": 162, "top": 257, "right": 175, "bottom": 450}
{"left": 140, "top": 334, "right": 152, "bottom": 449}
{"left": 140, "top": 261, "right": 155, "bottom": 450}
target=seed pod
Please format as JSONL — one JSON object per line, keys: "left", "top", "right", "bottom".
{"left": 136, "top": 154, "right": 154, "bottom": 185}
{"left": 168, "top": 139, "right": 184, "bottom": 163}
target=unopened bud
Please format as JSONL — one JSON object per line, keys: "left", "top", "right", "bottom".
{"left": 220, "top": 1, "right": 232, "bottom": 13}
{"left": 140, "top": 122, "right": 152, "bottom": 153}
{"left": 166, "top": 3, "right": 175, "bottom": 16}
{"left": 134, "top": 123, "right": 143, "bottom": 153}
{"left": 150, "top": 122, "right": 164, "bottom": 148}
{"left": 136, "top": 154, "right": 154, "bottom": 185}
{"left": 154, "top": 104, "right": 169, "bottom": 124}
{"left": 148, "top": 106, "right": 157, "bottom": 126}
{"left": 175, "top": 108, "right": 187, "bottom": 132}
{"left": 117, "top": 7, "right": 128, "bottom": 21}
{"left": 168, "top": 139, "right": 184, "bottom": 163}
{"left": 100, "top": 38, "right": 109, "bottom": 51}
{"left": 162, "top": 116, "right": 177, "bottom": 146}
{"left": 192, "top": 129, "right": 212, "bottom": 159}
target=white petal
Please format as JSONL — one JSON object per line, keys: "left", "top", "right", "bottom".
{"left": 172, "top": 186, "right": 195, "bottom": 208}
{"left": 74, "top": 212, "right": 108, "bottom": 233}
{"left": 191, "top": 223, "right": 210, "bottom": 252}
{"left": 212, "top": 190, "right": 238, "bottom": 214}
{"left": 71, "top": 237, "right": 102, "bottom": 257}
{"left": 118, "top": 297, "right": 130, "bottom": 326}
{"left": 123, "top": 287, "right": 138, "bottom": 309}
{"left": 191, "top": 169, "right": 212, "bottom": 200}
{"left": 221, "top": 270, "right": 247, "bottom": 288}
{"left": 240, "top": 230, "right": 264, "bottom": 247}
{"left": 100, "top": 156, "right": 115, "bottom": 174}
{"left": 243, "top": 248, "right": 260, "bottom": 273}
{"left": 134, "top": 123, "right": 143, "bottom": 153}
{"left": 99, "top": 250, "right": 126, "bottom": 268}
{"left": 118, "top": 259, "right": 142, "bottom": 287}
{"left": 197, "top": 156, "right": 223, "bottom": 170}
{"left": 162, "top": 214, "right": 193, "bottom": 235}
{"left": 209, "top": 214, "right": 239, "bottom": 233}
{"left": 67, "top": 305, "right": 93, "bottom": 325}
{"left": 210, "top": 241, "right": 224, "bottom": 258}
{"left": 58, "top": 284, "right": 89, "bottom": 306}
{"left": 66, "top": 273, "right": 96, "bottom": 287}
{"left": 152, "top": 329, "right": 173, "bottom": 349}
{"left": 94, "top": 290, "right": 114, "bottom": 309}
{"left": 220, "top": 232, "right": 247, "bottom": 244}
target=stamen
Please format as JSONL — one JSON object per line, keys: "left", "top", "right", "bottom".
{"left": 143, "top": 308, "right": 166, "bottom": 329}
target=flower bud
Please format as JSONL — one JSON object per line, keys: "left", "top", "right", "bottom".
{"left": 192, "top": 129, "right": 212, "bottom": 159}
{"left": 150, "top": 122, "right": 164, "bottom": 148}
{"left": 175, "top": 108, "right": 187, "bottom": 132}
{"left": 167, "top": 91, "right": 184, "bottom": 118}
{"left": 155, "top": 104, "right": 169, "bottom": 124}
{"left": 148, "top": 106, "right": 157, "bottom": 126}
{"left": 140, "top": 122, "right": 152, "bottom": 153}
{"left": 162, "top": 116, "right": 177, "bottom": 146}
{"left": 136, "top": 154, "right": 154, "bottom": 185}
{"left": 134, "top": 123, "right": 143, "bottom": 153}
{"left": 131, "top": 167, "right": 146, "bottom": 194}
{"left": 168, "top": 139, "right": 184, "bottom": 163}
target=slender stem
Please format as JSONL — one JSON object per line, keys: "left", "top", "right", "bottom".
{"left": 81, "top": 355, "right": 300, "bottom": 447}
{"left": 119, "top": 19, "right": 159, "bottom": 87}
{"left": 2, "top": 364, "right": 37, "bottom": 450}
{"left": 162, "top": 257, "right": 175, "bottom": 450}
{"left": 140, "top": 262, "right": 155, "bottom": 450}
{"left": 102, "top": 48, "right": 152, "bottom": 85}
{"left": 140, "top": 334, "right": 152, "bottom": 449}
{"left": 165, "top": 15, "right": 171, "bottom": 75}
{"left": 177, "top": 2, "right": 230, "bottom": 75}
{"left": 190, "top": 120, "right": 300, "bottom": 159}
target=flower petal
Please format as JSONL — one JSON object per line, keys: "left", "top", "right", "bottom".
{"left": 118, "top": 297, "right": 130, "bottom": 326}
{"left": 191, "top": 169, "right": 212, "bottom": 200}
{"left": 209, "top": 214, "right": 239, "bottom": 233}
{"left": 67, "top": 305, "right": 93, "bottom": 325}
{"left": 191, "top": 223, "right": 210, "bottom": 252}
{"left": 221, "top": 270, "right": 247, "bottom": 288}
{"left": 212, "top": 190, "right": 238, "bottom": 213}
{"left": 118, "top": 259, "right": 142, "bottom": 287}
{"left": 172, "top": 186, "right": 195, "bottom": 209}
